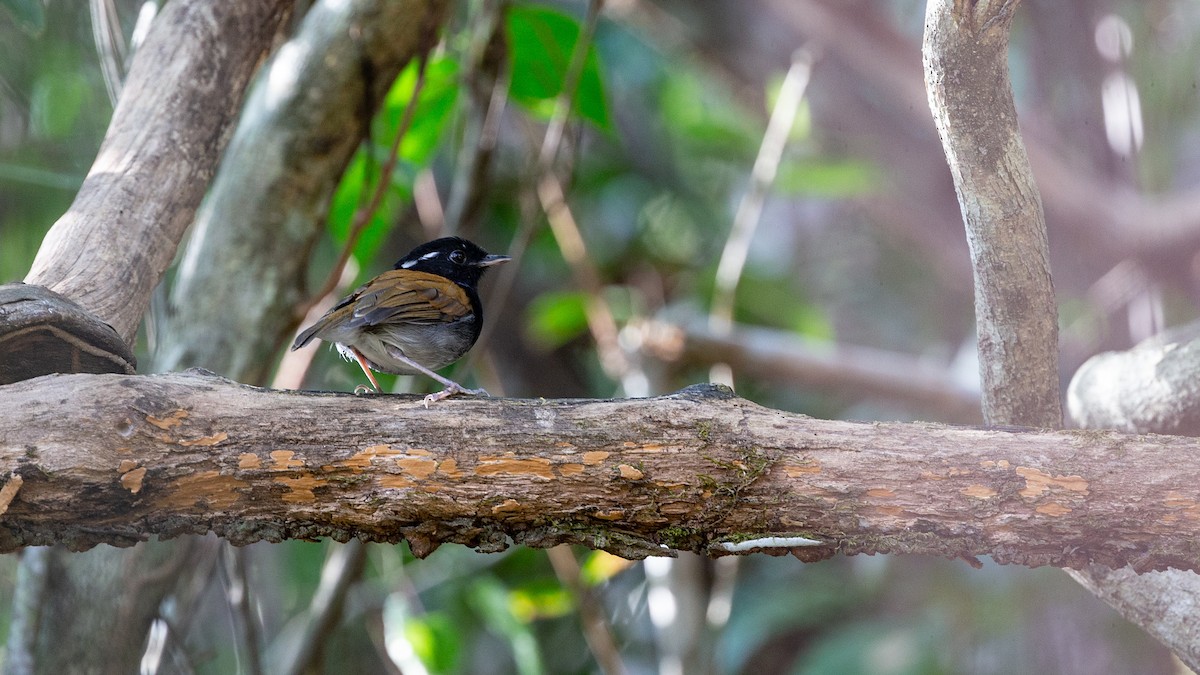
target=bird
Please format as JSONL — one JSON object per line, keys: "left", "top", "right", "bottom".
{"left": 292, "top": 237, "right": 510, "bottom": 404}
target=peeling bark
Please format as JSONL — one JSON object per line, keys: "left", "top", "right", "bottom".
{"left": 2, "top": 372, "right": 1200, "bottom": 571}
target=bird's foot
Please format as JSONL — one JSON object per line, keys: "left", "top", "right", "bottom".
{"left": 353, "top": 384, "right": 378, "bottom": 395}
{"left": 422, "top": 383, "right": 490, "bottom": 407}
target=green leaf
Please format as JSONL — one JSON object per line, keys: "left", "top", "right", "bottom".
{"left": 326, "top": 152, "right": 412, "bottom": 270}
{"left": 377, "top": 56, "right": 461, "bottom": 166}
{"left": 402, "top": 612, "right": 461, "bottom": 673}
{"left": 509, "top": 580, "right": 575, "bottom": 621}
{"left": 775, "top": 158, "right": 880, "bottom": 198}
{"left": 579, "top": 550, "right": 633, "bottom": 586}
{"left": 526, "top": 290, "right": 589, "bottom": 348}
{"left": 30, "top": 71, "right": 90, "bottom": 140}
{"left": 0, "top": 0, "right": 44, "bottom": 35}
{"left": 659, "top": 69, "right": 759, "bottom": 161}
{"left": 505, "top": 4, "right": 611, "bottom": 132}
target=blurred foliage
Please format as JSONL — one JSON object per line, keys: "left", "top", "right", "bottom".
{"left": 0, "top": 0, "right": 1192, "bottom": 673}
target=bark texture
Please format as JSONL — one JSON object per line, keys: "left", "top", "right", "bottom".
{"left": 2, "top": 372, "right": 1200, "bottom": 571}
{"left": 924, "top": 1, "right": 1200, "bottom": 669}
{"left": 22, "top": 0, "right": 295, "bottom": 346}
{"left": 923, "top": 0, "right": 1062, "bottom": 428}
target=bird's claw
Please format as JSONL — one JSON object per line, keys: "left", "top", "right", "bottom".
{"left": 422, "top": 384, "right": 490, "bottom": 407}
{"left": 353, "top": 384, "right": 376, "bottom": 395}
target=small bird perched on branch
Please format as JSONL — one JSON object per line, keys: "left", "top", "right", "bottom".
{"left": 292, "top": 237, "right": 510, "bottom": 404}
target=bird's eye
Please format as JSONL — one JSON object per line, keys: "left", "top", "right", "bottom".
{"left": 449, "top": 250, "right": 466, "bottom": 264}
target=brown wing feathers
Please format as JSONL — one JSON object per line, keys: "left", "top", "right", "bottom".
{"left": 350, "top": 270, "right": 472, "bottom": 327}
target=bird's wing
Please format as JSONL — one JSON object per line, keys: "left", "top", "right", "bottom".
{"left": 347, "top": 270, "right": 473, "bottom": 328}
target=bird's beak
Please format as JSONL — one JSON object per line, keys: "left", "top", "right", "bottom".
{"left": 478, "top": 254, "right": 511, "bottom": 267}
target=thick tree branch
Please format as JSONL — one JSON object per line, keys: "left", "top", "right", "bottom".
{"left": 22, "top": 1, "right": 295, "bottom": 345}
{"left": 1, "top": 371, "right": 1199, "bottom": 572}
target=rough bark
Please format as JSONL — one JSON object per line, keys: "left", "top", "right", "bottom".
{"left": 923, "top": 0, "right": 1062, "bottom": 429}
{"left": 923, "top": 1, "right": 1200, "bottom": 669}
{"left": 3, "top": 371, "right": 1200, "bottom": 571}
{"left": 21, "top": 0, "right": 295, "bottom": 346}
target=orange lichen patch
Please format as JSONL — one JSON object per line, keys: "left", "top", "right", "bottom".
{"left": 866, "top": 488, "right": 896, "bottom": 499}
{"left": 924, "top": 467, "right": 971, "bottom": 480}
{"left": 121, "top": 467, "right": 147, "bottom": 494}
{"left": 270, "top": 450, "right": 304, "bottom": 470}
{"left": 395, "top": 458, "right": 437, "bottom": 480}
{"left": 477, "top": 455, "right": 554, "bottom": 480}
{"left": 406, "top": 448, "right": 433, "bottom": 457}
{"left": 582, "top": 451, "right": 610, "bottom": 465}
{"left": 238, "top": 453, "right": 262, "bottom": 469}
{"left": 594, "top": 510, "right": 625, "bottom": 520}
{"left": 277, "top": 475, "right": 323, "bottom": 504}
{"left": 617, "top": 464, "right": 644, "bottom": 480}
{"left": 559, "top": 464, "right": 584, "bottom": 476}
{"left": 961, "top": 484, "right": 997, "bottom": 499}
{"left": 1162, "top": 492, "right": 1200, "bottom": 520}
{"left": 0, "top": 474, "right": 23, "bottom": 515}
{"left": 633, "top": 443, "right": 665, "bottom": 453}
{"left": 146, "top": 409, "right": 188, "bottom": 430}
{"left": 325, "top": 444, "right": 404, "bottom": 471}
{"left": 438, "top": 458, "right": 462, "bottom": 479}
{"left": 377, "top": 474, "right": 414, "bottom": 489}
{"left": 1164, "top": 491, "right": 1198, "bottom": 509}
{"left": 179, "top": 431, "right": 228, "bottom": 447}
{"left": 1016, "top": 467, "right": 1089, "bottom": 498}
{"left": 865, "top": 505, "right": 907, "bottom": 517}
{"left": 981, "top": 459, "right": 1011, "bottom": 469}
{"left": 116, "top": 446, "right": 132, "bottom": 455}
{"left": 1036, "top": 502, "right": 1071, "bottom": 516}
{"left": 161, "top": 471, "right": 244, "bottom": 510}
{"left": 491, "top": 498, "right": 522, "bottom": 514}
{"left": 118, "top": 459, "right": 139, "bottom": 473}
{"left": 781, "top": 464, "right": 821, "bottom": 477}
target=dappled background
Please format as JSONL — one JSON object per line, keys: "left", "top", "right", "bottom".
{"left": 1, "top": 0, "right": 1196, "bottom": 672}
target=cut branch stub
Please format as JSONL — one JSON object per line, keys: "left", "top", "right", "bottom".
{"left": 0, "top": 283, "right": 135, "bottom": 384}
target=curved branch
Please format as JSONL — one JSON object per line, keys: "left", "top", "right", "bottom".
{"left": 23, "top": 1, "right": 294, "bottom": 345}
{"left": 1, "top": 371, "right": 1198, "bottom": 572}
{"left": 923, "top": 0, "right": 1061, "bottom": 428}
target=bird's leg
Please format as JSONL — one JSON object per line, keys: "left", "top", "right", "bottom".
{"left": 349, "top": 347, "right": 382, "bottom": 393}
{"left": 382, "top": 345, "right": 489, "bottom": 405}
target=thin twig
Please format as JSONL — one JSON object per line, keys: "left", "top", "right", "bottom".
{"left": 709, "top": 49, "right": 814, "bottom": 386}
{"left": 280, "top": 540, "right": 369, "bottom": 675}
{"left": 293, "top": 56, "right": 432, "bottom": 323}
{"left": 90, "top": 0, "right": 127, "bottom": 106}
{"left": 527, "top": 0, "right": 651, "bottom": 394}
{"left": 444, "top": 0, "right": 509, "bottom": 234}
{"left": 222, "top": 545, "right": 265, "bottom": 675}
{"left": 546, "top": 546, "right": 628, "bottom": 675}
